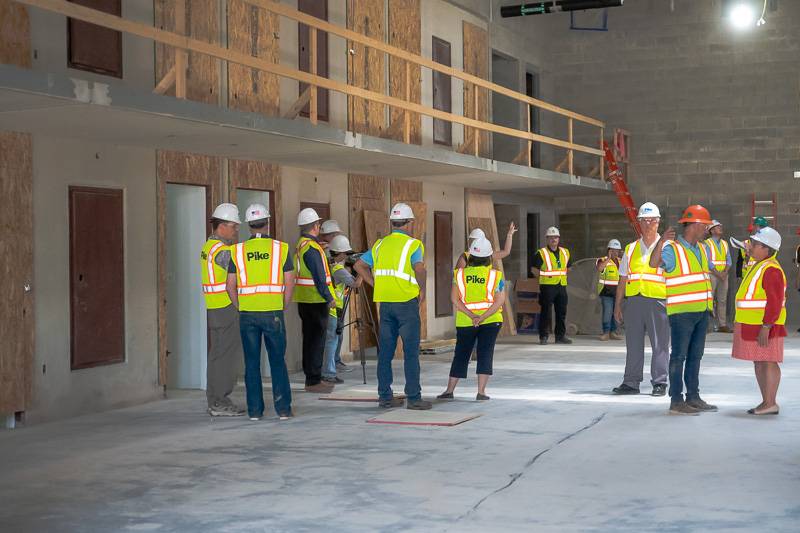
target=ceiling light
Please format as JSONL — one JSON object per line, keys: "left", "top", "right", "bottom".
{"left": 728, "top": 3, "right": 756, "bottom": 29}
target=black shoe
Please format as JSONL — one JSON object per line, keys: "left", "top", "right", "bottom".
{"left": 476, "top": 393, "right": 490, "bottom": 401}
{"left": 651, "top": 384, "right": 667, "bottom": 397}
{"left": 612, "top": 384, "right": 640, "bottom": 395}
{"left": 322, "top": 376, "right": 344, "bottom": 384}
{"left": 436, "top": 391, "right": 454, "bottom": 400}
{"left": 378, "top": 397, "right": 405, "bottom": 408}
{"left": 539, "top": 337, "right": 548, "bottom": 345}
{"left": 407, "top": 399, "right": 433, "bottom": 410}
{"left": 686, "top": 398, "right": 718, "bottom": 412}
{"left": 555, "top": 337, "right": 573, "bottom": 344}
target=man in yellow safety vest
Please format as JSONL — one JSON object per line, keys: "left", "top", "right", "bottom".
{"left": 354, "top": 203, "right": 431, "bottom": 410}
{"left": 704, "top": 220, "right": 732, "bottom": 333}
{"left": 226, "top": 203, "right": 295, "bottom": 421}
{"left": 201, "top": 203, "right": 245, "bottom": 417}
{"left": 531, "top": 226, "right": 572, "bottom": 345}
{"left": 649, "top": 204, "right": 717, "bottom": 415}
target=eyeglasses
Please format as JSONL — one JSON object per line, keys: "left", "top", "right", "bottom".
{"left": 638, "top": 218, "right": 660, "bottom": 223}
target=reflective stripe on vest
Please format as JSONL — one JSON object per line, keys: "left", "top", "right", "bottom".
{"left": 372, "top": 232, "right": 424, "bottom": 302}
{"left": 233, "top": 237, "right": 288, "bottom": 312}
{"left": 664, "top": 240, "right": 713, "bottom": 315}
{"left": 597, "top": 257, "right": 620, "bottom": 294}
{"left": 734, "top": 259, "right": 786, "bottom": 325}
{"left": 623, "top": 240, "right": 666, "bottom": 300}
{"left": 454, "top": 266, "right": 503, "bottom": 327}
{"left": 704, "top": 238, "right": 728, "bottom": 271}
{"left": 294, "top": 237, "right": 334, "bottom": 303}
{"left": 538, "top": 247, "right": 569, "bottom": 286}
{"left": 201, "top": 239, "right": 232, "bottom": 309}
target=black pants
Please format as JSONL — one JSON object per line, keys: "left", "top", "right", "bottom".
{"left": 449, "top": 323, "right": 502, "bottom": 378}
{"left": 538, "top": 284, "right": 568, "bottom": 340}
{"left": 297, "top": 302, "right": 329, "bottom": 385}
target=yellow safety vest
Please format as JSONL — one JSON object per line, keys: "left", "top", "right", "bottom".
{"left": 454, "top": 266, "right": 504, "bottom": 327}
{"left": 623, "top": 239, "right": 666, "bottom": 300}
{"left": 664, "top": 240, "right": 713, "bottom": 315}
{"left": 294, "top": 237, "right": 334, "bottom": 304}
{"left": 704, "top": 237, "right": 729, "bottom": 272}
{"left": 734, "top": 258, "right": 786, "bottom": 325}
{"left": 537, "top": 247, "right": 569, "bottom": 286}
{"left": 740, "top": 244, "right": 757, "bottom": 278}
{"left": 232, "top": 237, "right": 289, "bottom": 312}
{"left": 200, "top": 238, "right": 232, "bottom": 309}
{"left": 597, "top": 257, "right": 620, "bottom": 294}
{"left": 372, "top": 231, "right": 424, "bottom": 303}
{"left": 330, "top": 262, "right": 346, "bottom": 317}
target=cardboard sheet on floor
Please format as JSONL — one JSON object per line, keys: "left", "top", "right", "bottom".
{"left": 320, "top": 391, "right": 406, "bottom": 402}
{"left": 367, "top": 410, "right": 482, "bottom": 426}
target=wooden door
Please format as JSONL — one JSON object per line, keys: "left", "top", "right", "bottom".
{"left": 298, "top": 0, "right": 329, "bottom": 121}
{"left": 0, "top": 132, "right": 34, "bottom": 416}
{"left": 67, "top": 0, "right": 123, "bottom": 78}
{"left": 300, "top": 201, "right": 330, "bottom": 222}
{"left": 434, "top": 211, "right": 453, "bottom": 317}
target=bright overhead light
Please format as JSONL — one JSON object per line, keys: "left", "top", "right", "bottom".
{"left": 729, "top": 3, "right": 756, "bottom": 29}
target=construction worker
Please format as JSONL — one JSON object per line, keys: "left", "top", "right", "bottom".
{"left": 201, "top": 203, "right": 246, "bottom": 417}
{"left": 225, "top": 203, "right": 294, "bottom": 421}
{"left": 321, "top": 234, "right": 362, "bottom": 383}
{"left": 354, "top": 202, "right": 431, "bottom": 410}
{"left": 437, "top": 237, "right": 506, "bottom": 401}
{"left": 295, "top": 207, "right": 337, "bottom": 393}
{"left": 531, "top": 226, "right": 572, "bottom": 345}
{"left": 596, "top": 239, "right": 623, "bottom": 341}
{"left": 455, "top": 222, "right": 517, "bottom": 269}
{"left": 705, "top": 220, "right": 732, "bottom": 333}
{"left": 319, "top": 219, "right": 354, "bottom": 374}
{"left": 737, "top": 216, "right": 769, "bottom": 280}
{"left": 612, "top": 202, "right": 669, "bottom": 396}
{"left": 649, "top": 204, "right": 717, "bottom": 415}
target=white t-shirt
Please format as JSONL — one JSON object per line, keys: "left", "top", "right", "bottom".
{"left": 618, "top": 234, "right": 660, "bottom": 277}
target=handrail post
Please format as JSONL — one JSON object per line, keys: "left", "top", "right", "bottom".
{"left": 599, "top": 127, "right": 605, "bottom": 180}
{"left": 309, "top": 26, "right": 318, "bottom": 124}
{"left": 404, "top": 60, "right": 411, "bottom": 144}
{"left": 567, "top": 117, "right": 574, "bottom": 176}
{"left": 175, "top": 0, "right": 187, "bottom": 99}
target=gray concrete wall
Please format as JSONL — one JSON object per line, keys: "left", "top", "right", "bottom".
{"left": 30, "top": 137, "right": 160, "bottom": 423}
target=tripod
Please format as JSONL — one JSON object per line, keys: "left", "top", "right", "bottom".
{"left": 336, "top": 285, "right": 378, "bottom": 384}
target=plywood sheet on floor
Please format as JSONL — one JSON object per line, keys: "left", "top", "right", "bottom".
{"left": 387, "top": 0, "right": 421, "bottom": 145}
{"left": 319, "top": 391, "right": 406, "bottom": 402}
{"left": 347, "top": 0, "right": 386, "bottom": 137}
{"left": 367, "top": 410, "right": 482, "bottom": 426}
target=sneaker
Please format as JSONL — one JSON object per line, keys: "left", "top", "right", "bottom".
{"left": 322, "top": 376, "right": 344, "bottom": 384}
{"left": 278, "top": 411, "right": 294, "bottom": 421}
{"left": 669, "top": 402, "right": 701, "bottom": 415}
{"left": 305, "top": 382, "right": 335, "bottom": 393}
{"left": 337, "top": 362, "right": 355, "bottom": 373}
{"left": 612, "top": 384, "right": 640, "bottom": 395}
{"left": 555, "top": 337, "right": 573, "bottom": 344}
{"left": 686, "top": 398, "right": 718, "bottom": 412}
{"left": 539, "top": 337, "right": 548, "bottom": 345}
{"left": 378, "top": 397, "right": 405, "bottom": 408}
{"left": 436, "top": 391, "right": 454, "bottom": 400}
{"left": 609, "top": 332, "right": 623, "bottom": 340}
{"left": 599, "top": 333, "right": 610, "bottom": 341}
{"left": 651, "top": 384, "right": 667, "bottom": 396}
{"left": 407, "top": 399, "right": 433, "bottom": 410}
{"left": 476, "top": 393, "right": 490, "bottom": 401}
{"left": 249, "top": 415, "right": 262, "bottom": 421}
{"left": 208, "top": 403, "right": 246, "bottom": 417}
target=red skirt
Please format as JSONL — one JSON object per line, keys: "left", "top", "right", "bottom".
{"left": 732, "top": 323, "right": 784, "bottom": 363}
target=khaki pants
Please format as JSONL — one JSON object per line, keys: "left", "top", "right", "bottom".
{"left": 710, "top": 274, "right": 728, "bottom": 328}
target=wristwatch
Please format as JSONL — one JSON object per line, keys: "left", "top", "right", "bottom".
{"left": 761, "top": 324, "right": 773, "bottom": 329}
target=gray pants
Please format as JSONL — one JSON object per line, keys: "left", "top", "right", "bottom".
{"left": 207, "top": 304, "right": 242, "bottom": 407}
{"left": 622, "top": 295, "right": 670, "bottom": 387}
{"left": 710, "top": 275, "right": 728, "bottom": 327}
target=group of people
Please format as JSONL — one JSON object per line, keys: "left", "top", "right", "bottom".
{"left": 593, "top": 203, "right": 785, "bottom": 415}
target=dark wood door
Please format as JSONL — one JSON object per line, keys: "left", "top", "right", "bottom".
{"left": 434, "top": 211, "right": 453, "bottom": 317}
{"left": 70, "top": 187, "right": 125, "bottom": 369}
{"left": 526, "top": 71, "right": 540, "bottom": 167}
{"left": 67, "top": 0, "right": 123, "bottom": 78}
{"left": 300, "top": 201, "right": 330, "bottom": 222}
{"left": 432, "top": 36, "right": 452, "bottom": 146}
{"left": 298, "top": 0, "right": 329, "bottom": 121}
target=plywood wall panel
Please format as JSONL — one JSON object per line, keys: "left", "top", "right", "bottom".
{"left": 0, "top": 0, "right": 31, "bottom": 67}
{"left": 387, "top": 0, "right": 421, "bottom": 144}
{"left": 227, "top": 0, "right": 280, "bottom": 116}
{"left": 347, "top": 0, "right": 385, "bottom": 137}
{"left": 462, "top": 21, "right": 490, "bottom": 158}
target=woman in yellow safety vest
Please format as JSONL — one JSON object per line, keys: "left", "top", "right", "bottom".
{"left": 455, "top": 222, "right": 518, "bottom": 269}
{"left": 596, "top": 239, "right": 623, "bottom": 341}
{"left": 732, "top": 227, "right": 787, "bottom": 416}
{"left": 437, "top": 237, "right": 506, "bottom": 401}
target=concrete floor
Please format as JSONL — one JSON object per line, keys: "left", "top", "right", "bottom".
{"left": 1, "top": 333, "right": 799, "bottom": 532}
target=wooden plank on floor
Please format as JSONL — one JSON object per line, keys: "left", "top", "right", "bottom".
{"left": 367, "top": 410, "right": 482, "bottom": 426}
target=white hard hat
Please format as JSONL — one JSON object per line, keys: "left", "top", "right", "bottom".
{"left": 637, "top": 202, "right": 661, "bottom": 219}
{"left": 468, "top": 228, "right": 486, "bottom": 240}
{"left": 320, "top": 220, "right": 341, "bottom": 234}
{"left": 211, "top": 203, "right": 241, "bottom": 224}
{"left": 750, "top": 227, "right": 781, "bottom": 251}
{"left": 329, "top": 234, "right": 353, "bottom": 253}
{"left": 389, "top": 202, "right": 415, "bottom": 220}
{"left": 607, "top": 239, "right": 622, "bottom": 250}
{"left": 297, "top": 207, "right": 321, "bottom": 226}
{"left": 545, "top": 226, "right": 560, "bottom": 237}
{"left": 469, "top": 237, "right": 494, "bottom": 258}
{"left": 708, "top": 219, "right": 721, "bottom": 230}
{"left": 245, "top": 203, "right": 270, "bottom": 222}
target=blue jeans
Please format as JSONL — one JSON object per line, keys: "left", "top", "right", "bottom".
{"left": 600, "top": 295, "right": 617, "bottom": 333}
{"left": 239, "top": 311, "right": 292, "bottom": 417}
{"left": 377, "top": 299, "right": 421, "bottom": 401}
{"left": 322, "top": 313, "right": 339, "bottom": 378}
{"left": 668, "top": 311, "right": 708, "bottom": 403}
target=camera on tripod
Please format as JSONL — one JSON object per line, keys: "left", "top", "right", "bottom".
{"left": 343, "top": 251, "right": 364, "bottom": 268}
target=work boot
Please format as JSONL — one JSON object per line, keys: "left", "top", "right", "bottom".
{"left": 322, "top": 376, "right": 344, "bottom": 384}
{"left": 555, "top": 337, "right": 573, "bottom": 344}
{"left": 686, "top": 398, "right": 718, "bottom": 412}
{"left": 599, "top": 333, "right": 610, "bottom": 341}
{"left": 407, "top": 399, "right": 433, "bottom": 410}
{"left": 305, "top": 382, "right": 335, "bottom": 394}
{"left": 669, "top": 401, "right": 701, "bottom": 415}
{"left": 207, "top": 402, "right": 245, "bottom": 417}
{"left": 612, "top": 384, "right": 640, "bottom": 395}
{"left": 609, "top": 332, "right": 623, "bottom": 341}
{"left": 651, "top": 384, "right": 667, "bottom": 397}
{"left": 378, "top": 397, "right": 405, "bottom": 408}
{"left": 337, "top": 361, "right": 355, "bottom": 373}
{"left": 539, "top": 337, "right": 548, "bottom": 345}
{"left": 717, "top": 326, "right": 732, "bottom": 333}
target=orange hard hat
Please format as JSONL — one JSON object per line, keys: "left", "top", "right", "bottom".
{"left": 678, "top": 204, "right": 712, "bottom": 224}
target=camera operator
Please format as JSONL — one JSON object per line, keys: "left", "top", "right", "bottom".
{"left": 322, "top": 235, "right": 363, "bottom": 383}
